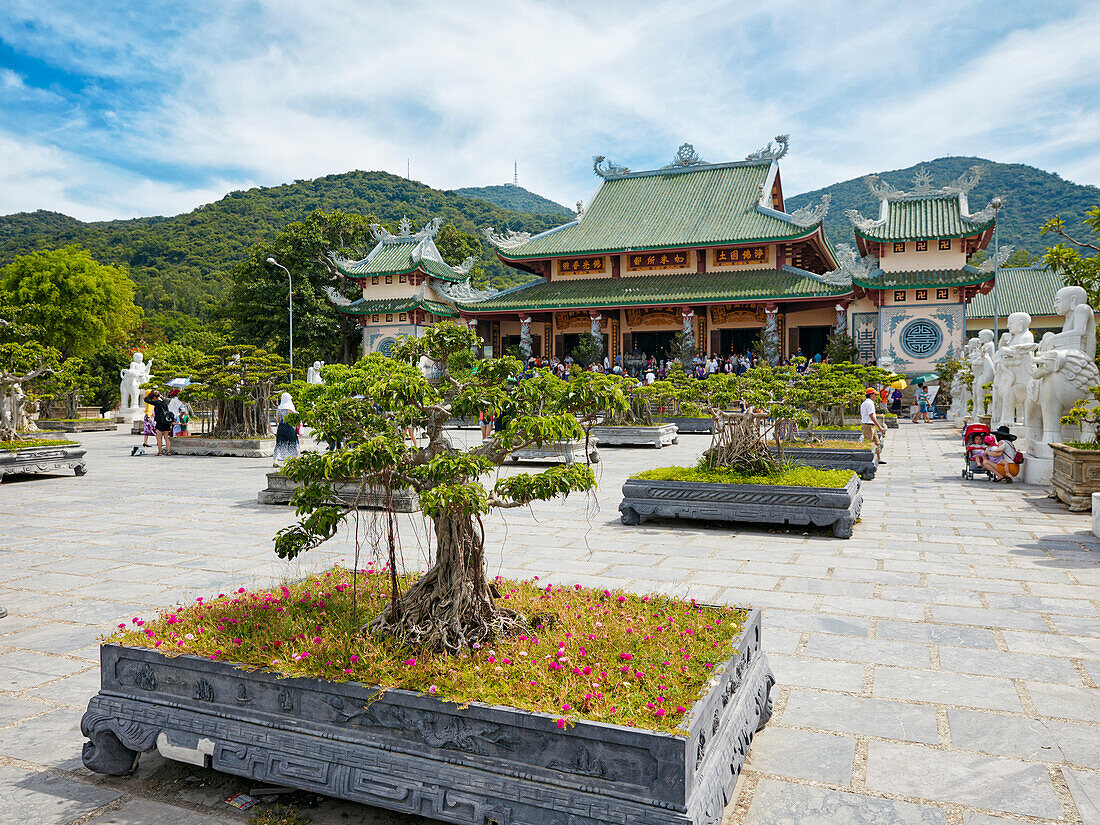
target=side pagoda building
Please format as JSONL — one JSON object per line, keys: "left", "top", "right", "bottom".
{"left": 459, "top": 139, "right": 846, "bottom": 363}
{"left": 841, "top": 167, "right": 1006, "bottom": 372}
{"left": 328, "top": 217, "right": 476, "bottom": 356}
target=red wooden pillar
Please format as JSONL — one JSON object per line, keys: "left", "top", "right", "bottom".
{"left": 696, "top": 249, "right": 707, "bottom": 274}
{"left": 611, "top": 255, "right": 621, "bottom": 278}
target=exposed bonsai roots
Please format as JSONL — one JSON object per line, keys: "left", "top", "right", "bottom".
{"left": 366, "top": 510, "right": 524, "bottom": 653}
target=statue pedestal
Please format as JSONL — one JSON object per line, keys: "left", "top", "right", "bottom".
{"left": 1023, "top": 455, "right": 1053, "bottom": 487}
{"left": 117, "top": 408, "right": 143, "bottom": 423}
{"left": 1092, "top": 494, "right": 1100, "bottom": 537}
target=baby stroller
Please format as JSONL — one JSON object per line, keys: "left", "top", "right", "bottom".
{"left": 962, "top": 423, "right": 991, "bottom": 480}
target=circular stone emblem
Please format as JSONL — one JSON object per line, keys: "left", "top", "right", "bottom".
{"left": 377, "top": 337, "right": 396, "bottom": 356}
{"left": 899, "top": 319, "right": 942, "bottom": 358}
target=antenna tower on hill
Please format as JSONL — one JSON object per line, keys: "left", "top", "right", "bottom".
{"left": 513, "top": 160, "right": 518, "bottom": 187}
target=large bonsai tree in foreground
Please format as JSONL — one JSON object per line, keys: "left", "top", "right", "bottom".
{"left": 277, "top": 322, "right": 627, "bottom": 652}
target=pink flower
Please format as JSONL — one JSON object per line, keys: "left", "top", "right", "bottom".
{"left": 349, "top": 654, "right": 359, "bottom": 663}
{"left": 655, "top": 708, "right": 667, "bottom": 717}
{"left": 556, "top": 719, "right": 566, "bottom": 729}
{"left": 312, "top": 636, "right": 322, "bottom": 644}
{"left": 619, "top": 653, "right": 633, "bottom": 661}
{"left": 548, "top": 662, "right": 563, "bottom": 671}
{"left": 561, "top": 703, "right": 571, "bottom": 711}
{"left": 428, "top": 685, "right": 437, "bottom": 695}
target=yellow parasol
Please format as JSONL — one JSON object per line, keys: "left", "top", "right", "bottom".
{"left": 889, "top": 379, "right": 907, "bottom": 389}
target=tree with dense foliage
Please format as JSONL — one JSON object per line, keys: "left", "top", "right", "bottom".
{"left": 184, "top": 345, "right": 294, "bottom": 438}
{"left": 0, "top": 246, "right": 141, "bottom": 359}
{"left": 1042, "top": 206, "right": 1100, "bottom": 308}
{"left": 277, "top": 322, "right": 627, "bottom": 652}
{"left": 34, "top": 357, "right": 96, "bottom": 419}
{"left": 0, "top": 304, "right": 60, "bottom": 438}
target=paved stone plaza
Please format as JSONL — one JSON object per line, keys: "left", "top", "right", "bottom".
{"left": 0, "top": 423, "right": 1098, "bottom": 825}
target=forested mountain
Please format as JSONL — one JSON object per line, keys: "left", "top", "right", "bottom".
{"left": 786, "top": 157, "right": 1100, "bottom": 255}
{"left": 0, "top": 171, "right": 566, "bottom": 318}
{"left": 452, "top": 184, "right": 574, "bottom": 217}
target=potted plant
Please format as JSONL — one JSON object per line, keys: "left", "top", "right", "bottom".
{"left": 1051, "top": 387, "right": 1100, "bottom": 510}
{"left": 648, "top": 365, "right": 713, "bottom": 433}
{"left": 590, "top": 379, "right": 679, "bottom": 448}
{"left": 81, "top": 322, "right": 776, "bottom": 825}
{"left": 0, "top": 325, "right": 87, "bottom": 478}
{"left": 620, "top": 364, "right": 863, "bottom": 537}
{"left": 33, "top": 356, "right": 117, "bottom": 432}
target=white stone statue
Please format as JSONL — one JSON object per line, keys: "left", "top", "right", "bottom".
{"left": 119, "top": 353, "right": 153, "bottom": 421}
{"left": 948, "top": 373, "right": 966, "bottom": 424}
{"left": 1024, "top": 286, "right": 1100, "bottom": 485}
{"left": 306, "top": 360, "right": 324, "bottom": 385}
{"left": 991, "top": 312, "right": 1035, "bottom": 429}
{"left": 968, "top": 330, "right": 995, "bottom": 418}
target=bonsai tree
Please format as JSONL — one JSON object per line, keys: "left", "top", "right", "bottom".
{"left": 34, "top": 357, "right": 96, "bottom": 419}
{"left": 824, "top": 331, "right": 858, "bottom": 363}
{"left": 277, "top": 321, "right": 627, "bottom": 652}
{"left": 0, "top": 341, "right": 58, "bottom": 439}
{"left": 1061, "top": 387, "right": 1100, "bottom": 445}
{"left": 800, "top": 362, "right": 899, "bottom": 430}
{"left": 185, "top": 345, "right": 294, "bottom": 437}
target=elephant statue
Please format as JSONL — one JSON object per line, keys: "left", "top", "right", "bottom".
{"left": 1025, "top": 348, "right": 1100, "bottom": 459}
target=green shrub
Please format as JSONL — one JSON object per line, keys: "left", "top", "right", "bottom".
{"left": 0, "top": 438, "right": 79, "bottom": 451}
{"left": 632, "top": 465, "right": 853, "bottom": 488}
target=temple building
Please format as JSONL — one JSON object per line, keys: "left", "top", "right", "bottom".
{"left": 456, "top": 138, "right": 1009, "bottom": 373}
{"left": 328, "top": 217, "right": 475, "bottom": 355}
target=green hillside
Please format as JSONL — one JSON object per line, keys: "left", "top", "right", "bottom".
{"left": 0, "top": 171, "right": 567, "bottom": 318}
{"left": 786, "top": 157, "right": 1099, "bottom": 255}
{"left": 452, "top": 184, "right": 574, "bottom": 218}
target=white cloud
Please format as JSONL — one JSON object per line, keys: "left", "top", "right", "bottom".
{"left": 1, "top": 0, "right": 1098, "bottom": 219}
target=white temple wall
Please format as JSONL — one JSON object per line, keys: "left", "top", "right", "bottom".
{"left": 879, "top": 240, "right": 967, "bottom": 273}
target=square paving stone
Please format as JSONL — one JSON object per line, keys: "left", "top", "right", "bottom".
{"left": 875, "top": 620, "right": 999, "bottom": 649}
{"left": 0, "top": 622, "right": 103, "bottom": 656}
{"left": 744, "top": 727, "right": 855, "bottom": 785}
{"left": 0, "top": 696, "right": 52, "bottom": 726}
{"left": 1000, "top": 630, "right": 1100, "bottom": 660}
{"left": 743, "top": 777, "right": 947, "bottom": 825}
{"left": 938, "top": 646, "right": 1081, "bottom": 684}
{"left": 28, "top": 667, "right": 103, "bottom": 706}
{"left": 804, "top": 634, "right": 931, "bottom": 667}
{"left": 879, "top": 585, "right": 983, "bottom": 606}
{"left": 818, "top": 596, "right": 926, "bottom": 620}
{"left": 948, "top": 708, "right": 1100, "bottom": 768}
{"left": 0, "top": 708, "right": 87, "bottom": 770}
{"left": 864, "top": 740, "right": 1062, "bottom": 819}
{"left": 764, "top": 609, "right": 870, "bottom": 637}
{"left": 84, "top": 798, "right": 239, "bottom": 824}
{"left": 1050, "top": 614, "right": 1100, "bottom": 637}
{"left": 930, "top": 605, "right": 1051, "bottom": 632}
{"left": 1025, "top": 682, "right": 1100, "bottom": 723}
{"left": 1064, "top": 768, "right": 1100, "bottom": 825}
{"left": 983, "top": 593, "right": 1097, "bottom": 615}
{"left": 0, "top": 650, "right": 90, "bottom": 690}
{"left": 0, "top": 764, "right": 121, "bottom": 825}
{"left": 766, "top": 654, "right": 864, "bottom": 693}
{"left": 873, "top": 666, "right": 1023, "bottom": 712}
{"left": 781, "top": 690, "right": 939, "bottom": 744}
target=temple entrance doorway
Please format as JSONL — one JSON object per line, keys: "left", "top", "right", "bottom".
{"left": 629, "top": 331, "right": 677, "bottom": 363}
{"left": 798, "top": 326, "right": 831, "bottom": 361}
{"left": 502, "top": 335, "right": 542, "bottom": 358}
{"left": 720, "top": 327, "right": 762, "bottom": 357}
{"left": 562, "top": 333, "right": 609, "bottom": 362}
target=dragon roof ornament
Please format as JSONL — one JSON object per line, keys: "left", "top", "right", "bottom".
{"left": 817, "top": 243, "right": 877, "bottom": 287}
{"left": 437, "top": 279, "right": 499, "bottom": 304}
{"left": 323, "top": 286, "right": 355, "bottom": 307}
{"left": 370, "top": 216, "right": 443, "bottom": 243}
{"left": 787, "top": 194, "right": 831, "bottom": 228}
{"left": 745, "top": 134, "right": 790, "bottom": 163}
{"left": 662, "top": 143, "right": 707, "bottom": 168}
{"left": 483, "top": 227, "right": 533, "bottom": 250}
{"left": 864, "top": 165, "right": 988, "bottom": 201}
{"left": 593, "top": 155, "right": 631, "bottom": 178}
{"left": 976, "top": 244, "right": 1015, "bottom": 274}
{"left": 964, "top": 196, "right": 1004, "bottom": 225}
{"left": 844, "top": 207, "right": 885, "bottom": 232}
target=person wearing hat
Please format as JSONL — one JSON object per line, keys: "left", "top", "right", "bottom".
{"left": 980, "top": 425, "right": 1021, "bottom": 481}
{"left": 143, "top": 389, "right": 174, "bottom": 456}
{"left": 860, "top": 387, "right": 887, "bottom": 463}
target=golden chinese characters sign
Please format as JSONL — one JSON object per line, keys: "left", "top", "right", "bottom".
{"left": 558, "top": 257, "right": 605, "bottom": 275}
{"left": 712, "top": 245, "right": 768, "bottom": 267}
{"left": 626, "top": 251, "right": 690, "bottom": 271}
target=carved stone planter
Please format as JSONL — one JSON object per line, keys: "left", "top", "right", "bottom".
{"left": 170, "top": 437, "right": 274, "bottom": 458}
{"left": 258, "top": 472, "right": 418, "bottom": 511}
{"left": 657, "top": 417, "right": 711, "bottom": 434}
{"left": 0, "top": 443, "right": 87, "bottom": 479}
{"left": 36, "top": 419, "right": 117, "bottom": 432}
{"left": 82, "top": 610, "right": 774, "bottom": 825}
{"left": 1051, "top": 443, "right": 1100, "bottom": 511}
{"left": 510, "top": 440, "right": 600, "bottom": 464}
{"left": 592, "top": 424, "right": 679, "bottom": 449}
{"left": 779, "top": 446, "right": 879, "bottom": 480}
{"left": 797, "top": 429, "right": 866, "bottom": 442}
{"left": 619, "top": 474, "right": 862, "bottom": 538}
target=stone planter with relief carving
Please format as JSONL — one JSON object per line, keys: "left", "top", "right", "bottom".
{"left": 81, "top": 610, "right": 774, "bottom": 825}
{"left": 0, "top": 442, "right": 87, "bottom": 479}
{"left": 1051, "top": 442, "right": 1100, "bottom": 511}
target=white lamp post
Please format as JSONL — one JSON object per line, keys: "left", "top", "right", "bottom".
{"left": 266, "top": 257, "right": 293, "bottom": 368}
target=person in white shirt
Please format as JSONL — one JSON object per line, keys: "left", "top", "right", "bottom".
{"left": 860, "top": 387, "right": 886, "bottom": 462}
{"left": 645, "top": 369, "right": 656, "bottom": 384}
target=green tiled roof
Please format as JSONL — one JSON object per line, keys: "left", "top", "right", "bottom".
{"left": 854, "top": 265, "right": 992, "bottom": 290}
{"left": 854, "top": 195, "right": 994, "bottom": 242}
{"left": 337, "top": 297, "right": 457, "bottom": 317}
{"left": 495, "top": 162, "right": 821, "bottom": 259}
{"left": 456, "top": 267, "right": 849, "bottom": 312}
{"left": 966, "top": 266, "right": 1062, "bottom": 319}
{"left": 335, "top": 239, "right": 467, "bottom": 283}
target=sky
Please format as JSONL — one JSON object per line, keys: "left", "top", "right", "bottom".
{"left": 2, "top": 0, "right": 1099, "bottom": 222}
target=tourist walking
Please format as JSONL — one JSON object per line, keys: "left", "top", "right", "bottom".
{"left": 143, "top": 389, "right": 174, "bottom": 456}
{"left": 913, "top": 382, "right": 932, "bottom": 423}
{"left": 860, "top": 387, "right": 886, "bottom": 463}
{"left": 273, "top": 392, "right": 300, "bottom": 466}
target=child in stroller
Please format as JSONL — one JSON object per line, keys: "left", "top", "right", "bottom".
{"left": 962, "top": 423, "right": 991, "bottom": 480}
{"left": 963, "top": 424, "right": 1023, "bottom": 482}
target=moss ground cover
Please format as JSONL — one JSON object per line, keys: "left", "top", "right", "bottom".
{"left": 108, "top": 566, "right": 746, "bottom": 734}
{"left": 785, "top": 440, "right": 875, "bottom": 450}
{"left": 633, "top": 465, "right": 853, "bottom": 488}
{"left": 0, "top": 438, "right": 79, "bottom": 450}
{"left": 1065, "top": 441, "right": 1100, "bottom": 450}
